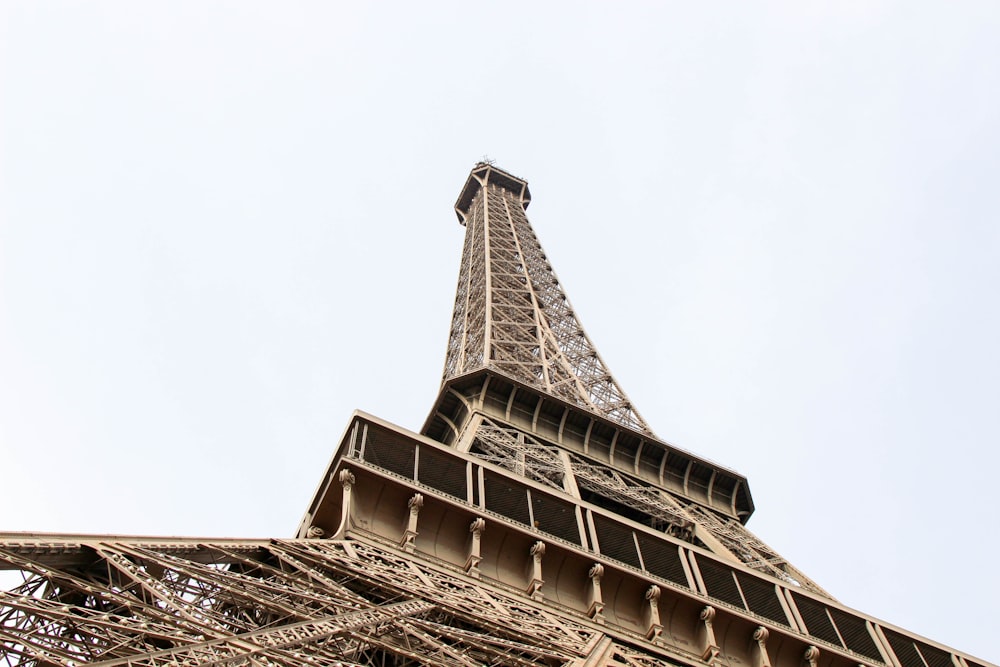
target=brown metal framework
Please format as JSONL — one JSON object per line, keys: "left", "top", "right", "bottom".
{"left": 1, "top": 163, "right": 993, "bottom": 667}
{"left": 0, "top": 536, "right": 614, "bottom": 666}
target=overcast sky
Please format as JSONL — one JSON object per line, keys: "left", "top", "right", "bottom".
{"left": 2, "top": 2, "right": 998, "bottom": 663}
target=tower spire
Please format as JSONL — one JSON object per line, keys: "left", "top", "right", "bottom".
{"left": 444, "top": 162, "right": 651, "bottom": 434}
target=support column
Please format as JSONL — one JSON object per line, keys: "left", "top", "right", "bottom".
{"left": 400, "top": 493, "right": 423, "bottom": 553}
{"left": 527, "top": 541, "right": 546, "bottom": 601}
{"left": 697, "top": 605, "right": 722, "bottom": 665}
{"left": 465, "top": 518, "right": 486, "bottom": 578}
{"left": 751, "top": 627, "right": 771, "bottom": 667}
{"left": 644, "top": 585, "right": 663, "bottom": 642}
{"left": 331, "top": 469, "right": 356, "bottom": 540}
{"left": 587, "top": 563, "right": 605, "bottom": 623}
{"left": 804, "top": 646, "right": 820, "bottom": 667}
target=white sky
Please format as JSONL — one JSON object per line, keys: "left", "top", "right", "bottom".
{"left": 2, "top": 2, "right": 998, "bottom": 663}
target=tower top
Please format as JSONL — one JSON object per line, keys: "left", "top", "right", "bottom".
{"left": 423, "top": 163, "right": 763, "bottom": 530}
{"left": 455, "top": 162, "right": 531, "bottom": 225}
{"left": 442, "top": 162, "right": 650, "bottom": 434}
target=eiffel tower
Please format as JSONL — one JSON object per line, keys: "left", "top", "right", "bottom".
{"left": 1, "top": 163, "right": 993, "bottom": 667}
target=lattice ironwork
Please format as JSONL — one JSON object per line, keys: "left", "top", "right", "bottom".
{"left": 471, "top": 418, "right": 567, "bottom": 491}
{"left": 0, "top": 537, "right": 637, "bottom": 666}
{"left": 445, "top": 163, "right": 651, "bottom": 434}
{"left": 468, "top": 416, "right": 830, "bottom": 597}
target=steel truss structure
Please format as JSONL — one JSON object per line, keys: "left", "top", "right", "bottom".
{"left": 2, "top": 163, "right": 994, "bottom": 667}
{"left": 0, "top": 535, "right": 652, "bottom": 666}
{"left": 469, "top": 418, "right": 830, "bottom": 597}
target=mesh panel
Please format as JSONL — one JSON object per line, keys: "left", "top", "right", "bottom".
{"left": 736, "top": 484, "right": 751, "bottom": 514}
{"left": 417, "top": 446, "right": 467, "bottom": 501}
{"left": 362, "top": 426, "right": 416, "bottom": 479}
{"left": 634, "top": 532, "right": 688, "bottom": 586}
{"left": 828, "top": 608, "right": 883, "bottom": 661}
{"left": 734, "top": 571, "right": 788, "bottom": 625}
{"left": 696, "top": 557, "right": 745, "bottom": 609}
{"left": 883, "top": 628, "right": 927, "bottom": 667}
{"left": 664, "top": 452, "right": 688, "bottom": 487}
{"left": 592, "top": 514, "right": 641, "bottom": 568}
{"left": 484, "top": 472, "right": 530, "bottom": 526}
{"left": 638, "top": 445, "right": 662, "bottom": 477}
{"left": 531, "top": 493, "right": 581, "bottom": 545}
{"left": 688, "top": 463, "right": 712, "bottom": 498}
{"left": 471, "top": 466, "right": 480, "bottom": 506}
{"left": 915, "top": 642, "right": 953, "bottom": 667}
{"left": 792, "top": 592, "right": 842, "bottom": 646}
{"left": 711, "top": 475, "right": 734, "bottom": 508}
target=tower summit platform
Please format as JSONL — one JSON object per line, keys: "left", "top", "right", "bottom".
{"left": 454, "top": 161, "right": 531, "bottom": 224}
